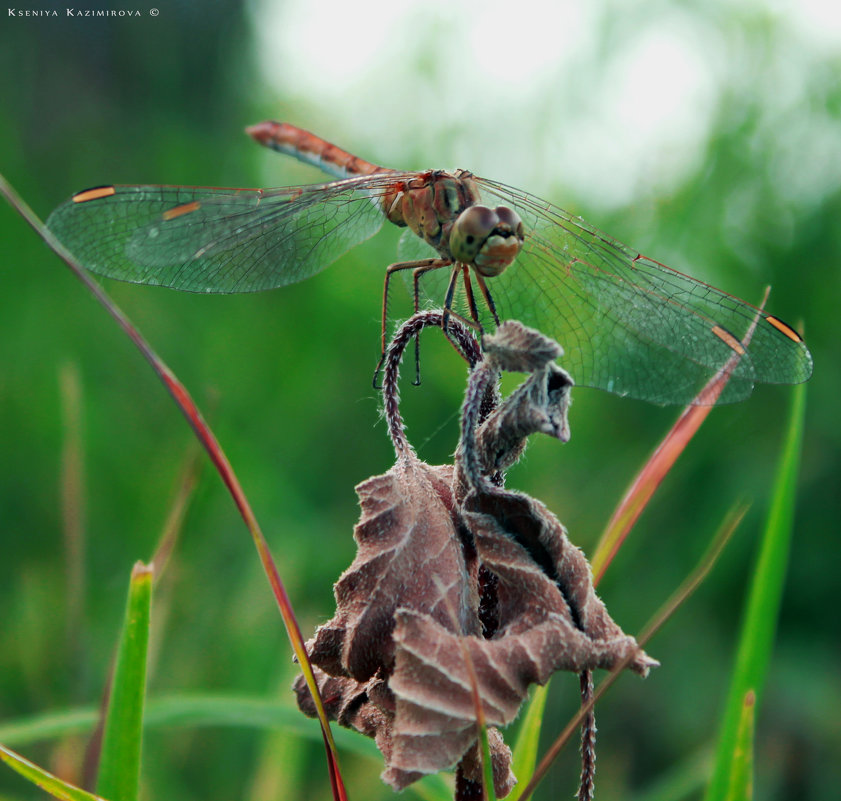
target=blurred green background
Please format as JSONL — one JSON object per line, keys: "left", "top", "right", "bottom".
{"left": 0, "top": 1, "right": 838, "bottom": 799}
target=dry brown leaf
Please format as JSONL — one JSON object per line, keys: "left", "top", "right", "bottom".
{"left": 306, "top": 453, "right": 479, "bottom": 682}
{"left": 296, "top": 615, "right": 517, "bottom": 794}
{"left": 294, "top": 453, "right": 653, "bottom": 795}
{"left": 461, "top": 488, "right": 654, "bottom": 675}
{"left": 293, "top": 319, "right": 656, "bottom": 798}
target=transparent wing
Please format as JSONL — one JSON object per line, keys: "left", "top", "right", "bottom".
{"left": 472, "top": 177, "right": 812, "bottom": 405}
{"left": 46, "top": 174, "right": 415, "bottom": 293}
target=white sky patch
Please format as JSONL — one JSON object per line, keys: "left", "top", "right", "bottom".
{"left": 463, "top": 2, "right": 589, "bottom": 84}
{"left": 248, "top": 0, "right": 596, "bottom": 200}
{"left": 764, "top": 0, "right": 841, "bottom": 53}
{"left": 551, "top": 16, "right": 722, "bottom": 208}
{"left": 250, "top": 0, "right": 591, "bottom": 98}
{"left": 248, "top": 0, "right": 836, "bottom": 211}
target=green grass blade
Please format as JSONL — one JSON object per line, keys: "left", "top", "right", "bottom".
{"left": 507, "top": 684, "right": 549, "bottom": 801}
{"left": 0, "top": 173, "right": 348, "bottom": 798}
{"left": 0, "top": 744, "right": 104, "bottom": 801}
{"left": 96, "top": 562, "right": 153, "bottom": 801}
{"left": 725, "top": 691, "right": 756, "bottom": 801}
{"left": 479, "top": 723, "right": 497, "bottom": 801}
{"left": 703, "top": 382, "right": 807, "bottom": 801}
{"left": 410, "top": 774, "right": 454, "bottom": 801}
{"left": 0, "top": 709, "right": 99, "bottom": 747}
{"left": 0, "top": 694, "right": 452, "bottom": 801}
{"left": 0, "top": 695, "right": 380, "bottom": 759}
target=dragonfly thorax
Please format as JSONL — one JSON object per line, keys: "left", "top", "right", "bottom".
{"left": 383, "top": 170, "right": 525, "bottom": 275}
{"left": 383, "top": 170, "right": 518, "bottom": 273}
{"left": 450, "top": 204, "right": 524, "bottom": 276}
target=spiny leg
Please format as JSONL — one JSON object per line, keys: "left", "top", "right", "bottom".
{"left": 373, "top": 258, "right": 445, "bottom": 388}
{"left": 439, "top": 264, "right": 485, "bottom": 335}
{"left": 461, "top": 265, "right": 482, "bottom": 329}
{"left": 410, "top": 260, "right": 451, "bottom": 385}
{"left": 410, "top": 260, "right": 484, "bottom": 382}
{"left": 415, "top": 266, "right": 495, "bottom": 375}
{"left": 473, "top": 272, "right": 502, "bottom": 326}
{"left": 381, "top": 258, "right": 443, "bottom": 354}
{"left": 441, "top": 262, "right": 462, "bottom": 337}
{"left": 433, "top": 263, "right": 488, "bottom": 368}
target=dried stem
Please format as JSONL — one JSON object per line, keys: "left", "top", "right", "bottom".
{"left": 381, "top": 311, "right": 482, "bottom": 456}
{"left": 459, "top": 321, "right": 571, "bottom": 495}
{"left": 578, "top": 670, "right": 596, "bottom": 801}
{"left": 300, "top": 318, "right": 656, "bottom": 800}
{"left": 460, "top": 360, "right": 500, "bottom": 493}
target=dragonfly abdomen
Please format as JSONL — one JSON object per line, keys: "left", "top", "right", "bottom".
{"left": 246, "top": 121, "right": 388, "bottom": 180}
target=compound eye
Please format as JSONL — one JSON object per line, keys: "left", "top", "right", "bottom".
{"left": 451, "top": 205, "right": 497, "bottom": 263}
{"left": 495, "top": 206, "right": 524, "bottom": 241}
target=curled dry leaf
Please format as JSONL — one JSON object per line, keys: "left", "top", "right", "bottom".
{"left": 293, "top": 318, "right": 656, "bottom": 798}
{"left": 459, "top": 489, "right": 656, "bottom": 678}
{"left": 305, "top": 455, "right": 479, "bottom": 682}
{"left": 482, "top": 320, "right": 563, "bottom": 374}
{"left": 294, "top": 450, "right": 516, "bottom": 793}
{"left": 468, "top": 359, "right": 574, "bottom": 479}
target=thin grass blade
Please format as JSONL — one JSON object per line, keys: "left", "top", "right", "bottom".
{"left": 637, "top": 504, "right": 748, "bottom": 646}
{"left": 591, "top": 397, "right": 717, "bottom": 584}
{"left": 0, "top": 173, "right": 346, "bottom": 800}
{"left": 517, "top": 504, "right": 745, "bottom": 801}
{"left": 703, "top": 381, "right": 807, "bottom": 801}
{"left": 149, "top": 441, "right": 202, "bottom": 576}
{"left": 0, "top": 694, "right": 449, "bottom": 800}
{"left": 507, "top": 684, "right": 549, "bottom": 801}
{"left": 591, "top": 293, "right": 767, "bottom": 584}
{"left": 0, "top": 744, "right": 106, "bottom": 801}
{"left": 478, "top": 724, "right": 496, "bottom": 801}
{"left": 725, "top": 691, "right": 756, "bottom": 801}
{"left": 94, "top": 562, "right": 153, "bottom": 801}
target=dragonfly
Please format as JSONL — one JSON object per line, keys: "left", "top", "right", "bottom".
{"left": 46, "top": 122, "right": 812, "bottom": 405}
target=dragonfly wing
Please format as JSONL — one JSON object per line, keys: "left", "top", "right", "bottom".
{"left": 46, "top": 178, "right": 393, "bottom": 293}
{"left": 474, "top": 178, "right": 812, "bottom": 405}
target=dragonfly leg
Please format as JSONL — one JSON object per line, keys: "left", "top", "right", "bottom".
{"left": 409, "top": 260, "right": 452, "bottom": 385}
{"left": 473, "top": 272, "right": 502, "bottom": 327}
{"left": 373, "top": 258, "right": 446, "bottom": 388}
{"left": 436, "top": 263, "right": 483, "bottom": 356}
{"left": 461, "top": 265, "right": 482, "bottom": 328}
{"left": 426, "top": 266, "right": 485, "bottom": 378}
{"left": 441, "top": 263, "right": 461, "bottom": 337}
{"left": 440, "top": 264, "right": 483, "bottom": 336}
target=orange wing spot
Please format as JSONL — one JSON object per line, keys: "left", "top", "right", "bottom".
{"left": 73, "top": 186, "right": 116, "bottom": 203}
{"left": 162, "top": 201, "right": 201, "bottom": 221}
{"left": 712, "top": 325, "right": 746, "bottom": 355}
{"left": 765, "top": 315, "right": 803, "bottom": 343}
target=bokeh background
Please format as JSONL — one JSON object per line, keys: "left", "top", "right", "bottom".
{"left": 1, "top": 0, "right": 838, "bottom": 799}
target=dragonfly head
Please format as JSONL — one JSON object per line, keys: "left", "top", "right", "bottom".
{"left": 450, "top": 205, "right": 524, "bottom": 276}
